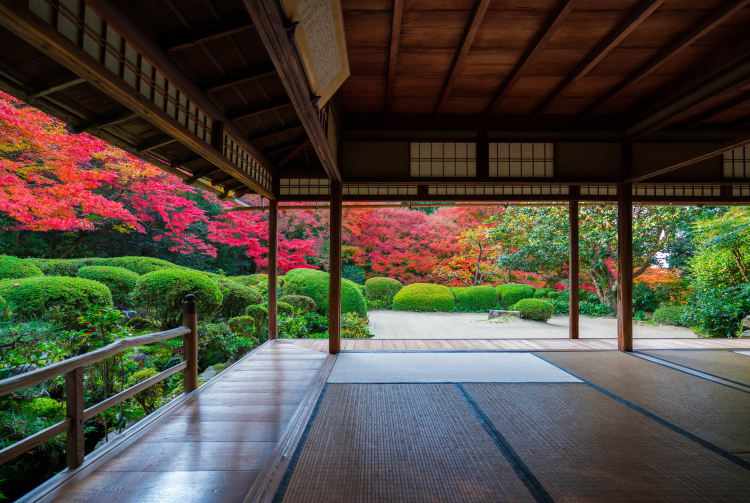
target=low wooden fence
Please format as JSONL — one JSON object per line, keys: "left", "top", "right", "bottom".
{"left": 0, "top": 295, "right": 199, "bottom": 469}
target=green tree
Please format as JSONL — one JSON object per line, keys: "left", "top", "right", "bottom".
{"left": 490, "top": 205, "right": 692, "bottom": 311}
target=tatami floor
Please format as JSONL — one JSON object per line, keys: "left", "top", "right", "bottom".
{"left": 21, "top": 338, "right": 750, "bottom": 502}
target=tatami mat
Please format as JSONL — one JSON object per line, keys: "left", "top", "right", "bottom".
{"left": 277, "top": 384, "right": 535, "bottom": 502}
{"left": 466, "top": 383, "right": 750, "bottom": 501}
{"left": 327, "top": 352, "right": 580, "bottom": 383}
{"left": 537, "top": 351, "right": 750, "bottom": 455}
{"left": 641, "top": 350, "right": 750, "bottom": 386}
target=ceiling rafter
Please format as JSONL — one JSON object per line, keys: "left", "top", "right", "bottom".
{"left": 201, "top": 66, "right": 276, "bottom": 93}
{"left": 277, "top": 139, "right": 311, "bottom": 167}
{"left": 482, "top": 0, "right": 574, "bottom": 116}
{"left": 164, "top": 20, "right": 254, "bottom": 52}
{"left": 687, "top": 90, "right": 750, "bottom": 127}
{"left": 228, "top": 97, "right": 292, "bottom": 122}
{"left": 249, "top": 121, "right": 302, "bottom": 142}
{"left": 583, "top": 0, "right": 750, "bottom": 116}
{"left": 385, "top": 0, "right": 404, "bottom": 114}
{"left": 532, "top": 0, "right": 665, "bottom": 117}
{"left": 433, "top": 0, "right": 491, "bottom": 118}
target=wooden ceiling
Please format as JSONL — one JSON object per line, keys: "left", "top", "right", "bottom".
{"left": 341, "top": 0, "right": 750, "bottom": 131}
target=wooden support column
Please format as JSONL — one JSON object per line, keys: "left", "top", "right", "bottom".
{"left": 268, "top": 199, "right": 279, "bottom": 340}
{"left": 568, "top": 199, "right": 579, "bottom": 339}
{"left": 329, "top": 180, "right": 343, "bottom": 354}
{"left": 617, "top": 182, "right": 634, "bottom": 352}
{"left": 65, "top": 367, "right": 85, "bottom": 469}
{"left": 182, "top": 294, "right": 198, "bottom": 392}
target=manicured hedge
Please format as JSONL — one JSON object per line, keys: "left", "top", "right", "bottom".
{"left": 76, "top": 266, "right": 139, "bottom": 307}
{"left": 533, "top": 288, "right": 556, "bottom": 299}
{"left": 279, "top": 295, "right": 316, "bottom": 313}
{"left": 278, "top": 301, "right": 294, "bottom": 316}
{"left": 364, "top": 277, "right": 402, "bottom": 305}
{"left": 282, "top": 268, "right": 367, "bottom": 317}
{"left": 131, "top": 269, "right": 222, "bottom": 328}
{"left": 392, "top": 283, "right": 455, "bottom": 312}
{"left": 514, "top": 298, "right": 554, "bottom": 321}
{"left": 0, "top": 255, "right": 43, "bottom": 280}
{"left": 26, "top": 256, "right": 180, "bottom": 276}
{"left": 216, "top": 278, "right": 262, "bottom": 319}
{"left": 450, "top": 285, "right": 498, "bottom": 312}
{"left": 0, "top": 294, "right": 8, "bottom": 319}
{"left": 497, "top": 283, "right": 535, "bottom": 308}
{"left": 228, "top": 316, "right": 256, "bottom": 338}
{"left": 0, "top": 276, "right": 112, "bottom": 327}
{"left": 101, "top": 256, "right": 181, "bottom": 275}
{"left": 653, "top": 305, "right": 685, "bottom": 326}
{"left": 245, "top": 304, "right": 268, "bottom": 333}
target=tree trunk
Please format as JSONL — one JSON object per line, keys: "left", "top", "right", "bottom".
{"left": 57, "top": 232, "right": 89, "bottom": 258}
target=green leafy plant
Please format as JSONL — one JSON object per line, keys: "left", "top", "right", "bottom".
{"left": 652, "top": 305, "right": 686, "bottom": 326}
{"left": 282, "top": 268, "right": 367, "bottom": 317}
{"left": 514, "top": 298, "right": 554, "bottom": 321}
{"left": 0, "top": 255, "right": 43, "bottom": 280}
{"left": 279, "top": 295, "right": 317, "bottom": 313}
{"left": 76, "top": 266, "right": 140, "bottom": 307}
{"left": 450, "top": 285, "right": 497, "bottom": 312}
{"left": 277, "top": 301, "right": 294, "bottom": 316}
{"left": 341, "top": 312, "right": 373, "bottom": 338}
{"left": 245, "top": 304, "right": 268, "bottom": 336}
{"left": 215, "top": 278, "right": 262, "bottom": 319}
{"left": 0, "top": 276, "right": 112, "bottom": 328}
{"left": 392, "top": 283, "right": 455, "bottom": 312}
{"left": 131, "top": 269, "right": 222, "bottom": 328}
{"left": 496, "top": 283, "right": 535, "bottom": 308}
{"left": 364, "top": 277, "right": 402, "bottom": 306}
{"left": 533, "top": 288, "right": 556, "bottom": 299}
{"left": 228, "top": 316, "right": 256, "bottom": 338}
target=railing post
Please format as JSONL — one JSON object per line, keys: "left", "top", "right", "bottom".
{"left": 182, "top": 294, "right": 198, "bottom": 392}
{"left": 65, "top": 367, "right": 84, "bottom": 469}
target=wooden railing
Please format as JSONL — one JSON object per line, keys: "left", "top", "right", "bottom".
{"left": 0, "top": 295, "right": 199, "bottom": 469}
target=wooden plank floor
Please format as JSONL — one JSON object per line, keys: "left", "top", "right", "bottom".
{"left": 291, "top": 337, "right": 750, "bottom": 352}
{"left": 28, "top": 341, "right": 333, "bottom": 503}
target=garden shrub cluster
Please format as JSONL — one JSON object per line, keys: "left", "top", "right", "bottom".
{"left": 282, "top": 268, "right": 367, "bottom": 317}
{"left": 533, "top": 288, "right": 556, "bottom": 299}
{"left": 364, "top": 277, "right": 402, "bottom": 306}
{"left": 215, "top": 277, "right": 262, "bottom": 319}
{"left": 496, "top": 283, "right": 535, "bottom": 308}
{"left": 279, "top": 295, "right": 316, "bottom": 313}
{"left": 514, "top": 298, "right": 554, "bottom": 321}
{"left": 652, "top": 305, "right": 685, "bottom": 326}
{"left": 0, "top": 255, "right": 43, "bottom": 280}
{"left": 76, "top": 266, "right": 140, "bottom": 307}
{"left": 0, "top": 276, "right": 112, "bottom": 328}
{"left": 392, "top": 283, "right": 455, "bottom": 312}
{"left": 131, "top": 269, "right": 222, "bottom": 328}
{"left": 450, "top": 285, "right": 498, "bottom": 312}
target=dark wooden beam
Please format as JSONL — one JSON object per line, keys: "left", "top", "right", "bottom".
{"left": 171, "top": 155, "right": 201, "bottom": 168}
{"left": 386, "top": 0, "right": 404, "bottom": 113}
{"left": 626, "top": 137, "right": 750, "bottom": 183}
{"left": 267, "top": 198, "right": 278, "bottom": 340}
{"left": 265, "top": 136, "right": 308, "bottom": 156}
{"left": 584, "top": 0, "right": 750, "bottom": 116}
{"left": 617, "top": 182, "right": 633, "bottom": 352}
{"left": 569, "top": 196, "right": 579, "bottom": 340}
{"left": 687, "top": 90, "right": 750, "bottom": 127}
{"left": 228, "top": 97, "right": 292, "bottom": 122}
{"left": 626, "top": 57, "right": 750, "bottom": 137}
{"left": 200, "top": 66, "right": 276, "bottom": 93}
{"left": 187, "top": 167, "right": 219, "bottom": 185}
{"left": 533, "top": 0, "right": 664, "bottom": 116}
{"left": 483, "top": 0, "right": 574, "bottom": 116}
{"left": 328, "top": 180, "right": 342, "bottom": 354}
{"left": 249, "top": 121, "right": 302, "bottom": 142}
{"left": 164, "top": 20, "right": 254, "bottom": 51}
{"left": 434, "top": 0, "right": 491, "bottom": 117}
{"left": 28, "top": 77, "right": 86, "bottom": 98}
{"left": 83, "top": 0, "right": 275, "bottom": 192}
{"left": 74, "top": 111, "right": 138, "bottom": 133}
{"left": 277, "top": 139, "right": 310, "bottom": 168}
{"left": 244, "top": 0, "right": 340, "bottom": 181}
{"left": 136, "top": 136, "right": 177, "bottom": 152}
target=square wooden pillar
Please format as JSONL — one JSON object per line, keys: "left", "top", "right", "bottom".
{"left": 267, "top": 199, "right": 278, "bottom": 340}
{"left": 617, "top": 182, "right": 633, "bottom": 351}
{"left": 329, "top": 180, "right": 342, "bottom": 354}
{"left": 569, "top": 200, "right": 579, "bottom": 339}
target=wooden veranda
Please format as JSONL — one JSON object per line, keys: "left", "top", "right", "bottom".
{"left": 1, "top": 0, "right": 750, "bottom": 500}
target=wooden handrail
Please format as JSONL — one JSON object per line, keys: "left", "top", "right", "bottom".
{"left": 0, "top": 294, "right": 199, "bottom": 471}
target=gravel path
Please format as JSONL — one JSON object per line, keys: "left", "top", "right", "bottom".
{"left": 368, "top": 311, "right": 697, "bottom": 340}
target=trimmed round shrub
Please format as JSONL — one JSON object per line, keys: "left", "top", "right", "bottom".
{"left": 279, "top": 295, "right": 316, "bottom": 313}
{"left": 131, "top": 269, "right": 222, "bottom": 328}
{"left": 77, "top": 266, "right": 139, "bottom": 307}
{"left": 102, "top": 256, "right": 181, "bottom": 275}
{"left": 228, "top": 316, "right": 256, "bottom": 338}
{"left": 245, "top": 304, "right": 268, "bottom": 333}
{"left": 0, "top": 294, "right": 8, "bottom": 319}
{"left": 26, "top": 258, "right": 96, "bottom": 276}
{"left": 216, "top": 278, "right": 262, "bottom": 319}
{"left": 450, "top": 285, "right": 498, "bottom": 312}
{"left": 282, "top": 268, "right": 367, "bottom": 317}
{"left": 392, "top": 283, "right": 455, "bottom": 312}
{"left": 278, "top": 301, "right": 293, "bottom": 316}
{"left": 364, "top": 277, "right": 402, "bottom": 304}
{"left": 0, "top": 255, "right": 43, "bottom": 280}
{"left": 0, "top": 276, "right": 112, "bottom": 327}
{"left": 533, "top": 288, "right": 556, "bottom": 299}
{"left": 653, "top": 305, "right": 685, "bottom": 326}
{"left": 514, "top": 298, "right": 554, "bottom": 321}
{"left": 497, "top": 283, "right": 535, "bottom": 308}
